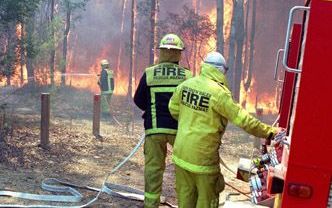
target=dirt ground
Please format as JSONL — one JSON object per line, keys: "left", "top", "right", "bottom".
{"left": 0, "top": 87, "right": 277, "bottom": 207}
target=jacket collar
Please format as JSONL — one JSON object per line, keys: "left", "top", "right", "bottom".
{"left": 200, "top": 63, "right": 229, "bottom": 89}
{"left": 158, "top": 61, "right": 179, "bottom": 65}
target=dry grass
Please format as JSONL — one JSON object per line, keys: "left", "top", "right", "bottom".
{"left": 0, "top": 86, "right": 278, "bottom": 207}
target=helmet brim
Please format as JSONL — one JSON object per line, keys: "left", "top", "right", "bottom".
{"left": 205, "top": 62, "right": 229, "bottom": 73}
{"left": 158, "top": 45, "right": 184, "bottom": 51}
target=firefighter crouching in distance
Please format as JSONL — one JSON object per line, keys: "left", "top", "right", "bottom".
{"left": 133, "top": 34, "right": 192, "bottom": 208}
{"left": 98, "top": 59, "right": 114, "bottom": 117}
{"left": 168, "top": 51, "right": 284, "bottom": 208}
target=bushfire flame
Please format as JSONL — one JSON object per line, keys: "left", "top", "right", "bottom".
{"left": 1, "top": 1, "right": 280, "bottom": 114}
{"left": 66, "top": 47, "right": 129, "bottom": 95}
{"left": 240, "top": 78, "right": 279, "bottom": 114}
{"left": 207, "top": 1, "right": 277, "bottom": 115}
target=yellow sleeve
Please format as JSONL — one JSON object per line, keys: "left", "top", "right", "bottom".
{"left": 168, "top": 86, "right": 181, "bottom": 120}
{"left": 216, "top": 89, "right": 277, "bottom": 138}
{"left": 185, "top": 69, "right": 193, "bottom": 79}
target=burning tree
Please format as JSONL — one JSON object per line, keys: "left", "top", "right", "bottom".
{"left": 0, "top": 0, "right": 302, "bottom": 114}
{"left": 135, "top": 1, "right": 159, "bottom": 74}
{"left": 162, "top": 5, "right": 216, "bottom": 75}
{"left": 148, "top": 0, "right": 159, "bottom": 65}
{"left": 216, "top": 0, "right": 225, "bottom": 54}
{"left": 0, "top": 0, "right": 40, "bottom": 86}
{"left": 33, "top": 2, "right": 63, "bottom": 86}
{"left": 128, "top": 0, "right": 137, "bottom": 98}
{"left": 241, "top": 0, "right": 256, "bottom": 108}
{"left": 228, "top": 0, "right": 245, "bottom": 102}
{"left": 0, "top": 0, "right": 89, "bottom": 88}
{"left": 60, "top": 0, "right": 89, "bottom": 86}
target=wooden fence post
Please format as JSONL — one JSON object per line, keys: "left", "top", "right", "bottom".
{"left": 40, "top": 93, "right": 50, "bottom": 149}
{"left": 93, "top": 94, "right": 101, "bottom": 137}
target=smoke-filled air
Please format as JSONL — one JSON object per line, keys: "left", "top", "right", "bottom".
{"left": 0, "top": 0, "right": 307, "bottom": 207}
{"left": 0, "top": 0, "right": 303, "bottom": 113}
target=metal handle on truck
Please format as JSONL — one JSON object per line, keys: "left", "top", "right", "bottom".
{"left": 282, "top": 6, "right": 310, "bottom": 73}
{"left": 274, "top": 49, "right": 285, "bottom": 82}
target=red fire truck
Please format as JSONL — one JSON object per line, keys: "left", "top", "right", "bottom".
{"left": 237, "top": 0, "right": 332, "bottom": 207}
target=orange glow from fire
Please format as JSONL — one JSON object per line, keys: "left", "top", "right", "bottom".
{"left": 207, "top": 9, "right": 217, "bottom": 50}
{"left": 224, "top": 0, "right": 233, "bottom": 42}
{"left": 89, "top": 50, "right": 127, "bottom": 96}
{"left": 1, "top": 16, "right": 132, "bottom": 96}
{"left": 206, "top": 1, "right": 233, "bottom": 51}
{"left": 206, "top": 2, "right": 277, "bottom": 115}
{"left": 64, "top": 47, "right": 129, "bottom": 95}
{"left": 34, "top": 68, "right": 55, "bottom": 85}
{"left": 206, "top": 0, "right": 233, "bottom": 47}
{"left": 1, "top": 0, "right": 278, "bottom": 111}
{"left": 199, "top": 1, "right": 232, "bottom": 73}
{"left": 116, "top": 0, "right": 128, "bottom": 78}
{"left": 240, "top": 78, "right": 279, "bottom": 114}
{"left": 33, "top": 64, "right": 129, "bottom": 96}
{"left": 6, "top": 23, "right": 28, "bottom": 87}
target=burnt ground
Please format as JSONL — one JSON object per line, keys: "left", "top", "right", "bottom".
{"left": 0, "top": 86, "right": 277, "bottom": 207}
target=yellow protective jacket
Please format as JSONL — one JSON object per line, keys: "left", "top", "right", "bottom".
{"left": 99, "top": 68, "right": 114, "bottom": 94}
{"left": 134, "top": 62, "right": 192, "bottom": 135}
{"left": 169, "top": 63, "right": 277, "bottom": 174}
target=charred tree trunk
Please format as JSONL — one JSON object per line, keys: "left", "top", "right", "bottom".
{"left": 184, "top": 49, "right": 191, "bottom": 70}
{"left": 216, "top": 0, "right": 224, "bottom": 54}
{"left": 62, "top": 3, "right": 71, "bottom": 86}
{"left": 26, "top": 17, "right": 35, "bottom": 84}
{"left": 241, "top": 1, "right": 250, "bottom": 107}
{"left": 193, "top": 0, "right": 200, "bottom": 75}
{"left": 116, "top": 0, "right": 127, "bottom": 76}
{"left": 49, "top": 0, "right": 55, "bottom": 86}
{"left": 242, "top": 0, "right": 250, "bottom": 80}
{"left": 233, "top": 0, "right": 244, "bottom": 102}
{"left": 4, "top": 25, "right": 16, "bottom": 86}
{"left": 6, "top": 75, "right": 11, "bottom": 86}
{"left": 26, "top": 57, "right": 34, "bottom": 84}
{"left": 134, "top": 5, "right": 140, "bottom": 89}
{"left": 149, "top": 0, "right": 156, "bottom": 65}
{"left": 193, "top": 41, "right": 197, "bottom": 75}
{"left": 228, "top": 2, "right": 237, "bottom": 92}
{"left": 228, "top": 0, "right": 245, "bottom": 101}
{"left": 20, "top": 23, "right": 26, "bottom": 85}
{"left": 154, "top": 0, "right": 159, "bottom": 63}
{"left": 128, "top": 0, "right": 136, "bottom": 98}
{"left": 244, "top": 0, "right": 256, "bottom": 92}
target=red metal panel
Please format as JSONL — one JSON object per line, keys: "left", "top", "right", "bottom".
{"left": 278, "top": 24, "right": 302, "bottom": 129}
{"left": 282, "top": 0, "right": 332, "bottom": 207}
{"left": 283, "top": 166, "right": 330, "bottom": 207}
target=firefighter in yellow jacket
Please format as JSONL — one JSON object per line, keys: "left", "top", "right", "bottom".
{"left": 98, "top": 59, "right": 114, "bottom": 116}
{"left": 134, "top": 34, "right": 192, "bottom": 208}
{"left": 168, "top": 52, "right": 282, "bottom": 208}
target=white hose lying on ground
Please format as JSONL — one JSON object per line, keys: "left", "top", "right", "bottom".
{"left": 0, "top": 134, "right": 145, "bottom": 208}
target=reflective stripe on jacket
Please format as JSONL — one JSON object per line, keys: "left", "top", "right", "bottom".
{"left": 169, "top": 63, "right": 277, "bottom": 174}
{"left": 134, "top": 62, "right": 192, "bottom": 135}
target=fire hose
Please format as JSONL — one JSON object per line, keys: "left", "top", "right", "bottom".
{"left": 0, "top": 76, "right": 170, "bottom": 207}
{"left": 0, "top": 111, "right": 284, "bottom": 207}
{"left": 0, "top": 134, "right": 179, "bottom": 208}
{"left": 219, "top": 158, "right": 252, "bottom": 198}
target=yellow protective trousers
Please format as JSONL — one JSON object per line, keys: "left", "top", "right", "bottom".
{"left": 144, "top": 134, "right": 175, "bottom": 208}
{"left": 175, "top": 165, "right": 225, "bottom": 208}
{"left": 101, "top": 93, "right": 112, "bottom": 113}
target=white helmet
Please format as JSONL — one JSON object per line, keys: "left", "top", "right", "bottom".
{"left": 204, "top": 52, "right": 228, "bottom": 74}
